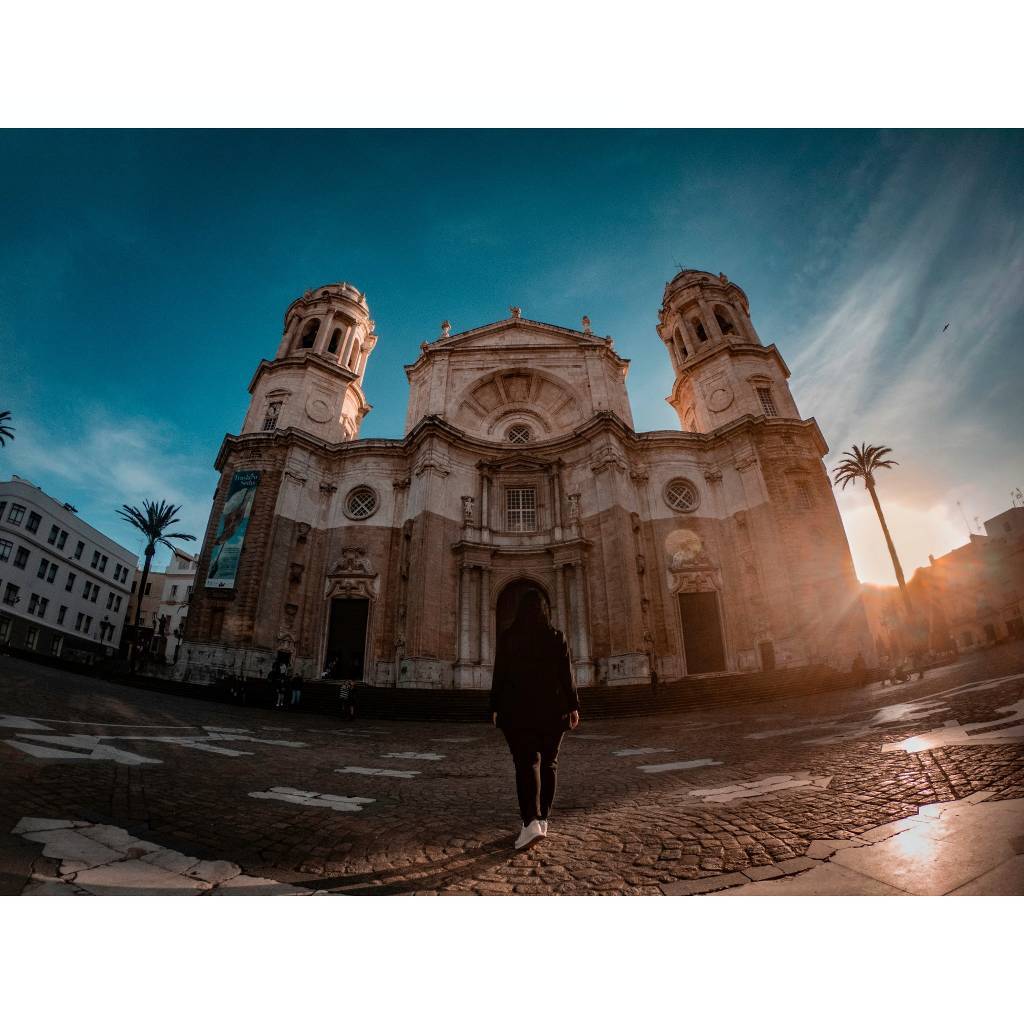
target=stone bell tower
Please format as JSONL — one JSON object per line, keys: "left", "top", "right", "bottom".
{"left": 241, "top": 281, "right": 376, "bottom": 444}
{"left": 657, "top": 269, "right": 798, "bottom": 434}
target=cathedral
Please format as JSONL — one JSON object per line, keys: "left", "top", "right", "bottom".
{"left": 179, "top": 269, "right": 873, "bottom": 689}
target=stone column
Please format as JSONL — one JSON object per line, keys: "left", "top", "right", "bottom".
{"left": 550, "top": 465, "right": 563, "bottom": 541}
{"left": 313, "top": 311, "right": 335, "bottom": 353}
{"left": 458, "top": 563, "right": 472, "bottom": 665}
{"left": 554, "top": 564, "right": 567, "bottom": 635}
{"left": 480, "top": 473, "right": 491, "bottom": 540}
{"left": 479, "top": 565, "right": 491, "bottom": 665}
{"left": 341, "top": 327, "right": 359, "bottom": 370}
{"left": 571, "top": 562, "right": 592, "bottom": 664}
{"left": 698, "top": 297, "right": 723, "bottom": 343}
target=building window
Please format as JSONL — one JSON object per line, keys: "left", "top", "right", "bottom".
{"left": 0, "top": 501, "right": 5, "bottom": 519}
{"left": 83, "top": 615, "right": 92, "bottom": 633}
{"left": 505, "top": 487, "right": 537, "bottom": 533}
{"left": 262, "top": 401, "right": 281, "bottom": 431}
{"left": 74, "top": 541, "right": 84, "bottom": 560}
{"left": 91, "top": 550, "right": 100, "bottom": 568}
{"left": 48, "top": 524, "right": 60, "bottom": 544}
{"left": 75, "top": 612, "right": 84, "bottom": 631}
{"left": 690, "top": 317, "right": 708, "bottom": 343}
{"left": 506, "top": 424, "right": 532, "bottom": 445}
{"left": 26, "top": 512, "right": 41, "bottom": 534}
{"left": 57, "top": 605, "right": 67, "bottom": 625}
{"left": 0, "top": 539, "right": 11, "bottom": 562}
{"left": 25, "top": 626, "right": 38, "bottom": 650}
{"left": 328, "top": 328, "right": 343, "bottom": 354}
{"left": 99, "top": 555, "right": 108, "bottom": 572}
{"left": 756, "top": 387, "right": 778, "bottom": 417}
{"left": 14, "top": 547, "right": 29, "bottom": 569}
{"left": 0, "top": 617, "right": 9, "bottom": 642}
{"left": 51, "top": 636, "right": 63, "bottom": 656}
{"left": 144, "top": 581, "right": 152, "bottom": 596}
{"left": 106, "top": 592, "right": 115, "bottom": 609}
{"left": 170, "top": 584, "right": 178, "bottom": 598}
{"left": 714, "top": 306, "right": 736, "bottom": 335}
{"left": 299, "top": 319, "right": 320, "bottom": 349}
{"left": 66, "top": 571, "right": 76, "bottom": 592}
{"left": 28, "top": 594, "right": 40, "bottom": 615}
{"left": 114, "top": 595, "right": 122, "bottom": 612}
{"left": 37, "top": 558, "right": 49, "bottom": 579}
{"left": 344, "top": 486, "right": 379, "bottom": 521}
{"left": 47, "top": 563, "right": 57, "bottom": 583}
{"left": 664, "top": 478, "right": 700, "bottom": 513}
{"left": 57, "top": 530, "right": 68, "bottom": 550}
{"left": 8, "top": 504, "right": 26, "bottom": 526}
{"left": 795, "top": 481, "right": 813, "bottom": 509}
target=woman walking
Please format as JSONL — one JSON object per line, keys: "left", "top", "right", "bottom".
{"left": 490, "top": 589, "right": 580, "bottom": 851}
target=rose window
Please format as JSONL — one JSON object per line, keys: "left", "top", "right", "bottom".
{"left": 664, "top": 478, "right": 700, "bottom": 513}
{"left": 345, "top": 486, "right": 378, "bottom": 520}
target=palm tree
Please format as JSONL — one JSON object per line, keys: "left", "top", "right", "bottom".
{"left": 117, "top": 500, "right": 197, "bottom": 627}
{"left": 0, "top": 410, "right": 14, "bottom": 446}
{"left": 832, "top": 443, "right": 912, "bottom": 614}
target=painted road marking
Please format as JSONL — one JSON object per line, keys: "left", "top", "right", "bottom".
{"left": 613, "top": 747, "right": 674, "bottom": 757}
{"left": 882, "top": 698, "right": 1024, "bottom": 753}
{"left": 249, "top": 787, "right": 375, "bottom": 812}
{"left": 382, "top": 751, "right": 445, "bottom": 761}
{"left": 0, "top": 715, "right": 52, "bottom": 731}
{"left": 637, "top": 758, "right": 723, "bottom": 774}
{"left": 688, "top": 772, "right": 832, "bottom": 803}
{"left": 336, "top": 766, "right": 420, "bottom": 778}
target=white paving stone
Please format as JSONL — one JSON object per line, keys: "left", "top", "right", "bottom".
{"left": 337, "top": 766, "right": 420, "bottom": 778}
{"left": 26, "top": 829, "right": 127, "bottom": 870}
{"left": 186, "top": 860, "right": 242, "bottom": 885}
{"left": 382, "top": 751, "right": 445, "bottom": 761}
{"left": 141, "top": 849, "right": 201, "bottom": 875}
{"left": 211, "top": 875, "right": 313, "bottom": 895}
{"left": 0, "top": 715, "right": 51, "bottom": 731}
{"left": 72, "top": 860, "right": 208, "bottom": 895}
{"left": 249, "top": 787, "right": 375, "bottom": 812}
{"left": 613, "top": 747, "right": 674, "bottom": 757}
{"left": 12, "top": 817, "right": 83, "bottom": 834}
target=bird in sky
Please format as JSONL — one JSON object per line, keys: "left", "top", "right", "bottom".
{"left": 943, "top": 322, "right": 950, "bottom": 332}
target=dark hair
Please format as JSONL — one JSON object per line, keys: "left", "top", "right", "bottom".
{"left": 513, "top": 589, "right": 548, "bottom": 628}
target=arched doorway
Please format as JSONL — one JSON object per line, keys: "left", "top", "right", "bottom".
{"left": 495, "top": 579, "right": 551, "bottom": 638}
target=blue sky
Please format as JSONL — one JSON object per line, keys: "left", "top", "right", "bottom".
{"left": 1, "top": 130, "right": 1021, "bottom": 581}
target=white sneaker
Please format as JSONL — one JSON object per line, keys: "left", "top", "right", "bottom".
{"left": 514, "top": 819, "right": 545, "bottom": 850}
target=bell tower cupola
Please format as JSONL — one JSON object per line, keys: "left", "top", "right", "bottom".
{"left": 658, "top": 269, "right": 798, "bottom": 433}
{"left": 242, "top": 281, "right": 377, "bottom": 443}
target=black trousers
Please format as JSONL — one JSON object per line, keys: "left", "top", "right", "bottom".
{"left": 502, "top": 727, "right": 565, "bottom": 826}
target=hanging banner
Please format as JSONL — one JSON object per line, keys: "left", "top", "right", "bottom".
{"left": 205, "top": 470, "right": 261, "bottom": 589}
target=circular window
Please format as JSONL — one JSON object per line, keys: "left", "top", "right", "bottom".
{"left": 344, "top": 486, "right": 378, "bottom": 520}
{"left": 506, "top": 424, "right": 531, "bottom": 444}
{"left": 664, "top": 478, "right": 700, "bottom": 513}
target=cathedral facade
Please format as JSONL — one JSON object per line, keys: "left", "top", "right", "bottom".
{"left": 178, "top": 269, "right": 873, "bottom": 689}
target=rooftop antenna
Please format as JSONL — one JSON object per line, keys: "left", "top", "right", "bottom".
{"left": 956, "top": 500, "right": 971, "bottom": 535}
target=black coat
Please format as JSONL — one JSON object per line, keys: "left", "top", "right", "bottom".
{"left": 489, "top": 622, "right": 580, "bottom": 730}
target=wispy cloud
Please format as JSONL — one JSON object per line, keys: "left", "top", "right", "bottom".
{"left": 2, "top": 409, "right": 215, "bottom": 569}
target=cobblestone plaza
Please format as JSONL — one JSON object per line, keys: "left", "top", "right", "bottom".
{"left": 1, "top": 644, "right": 1022, "bottom": 895}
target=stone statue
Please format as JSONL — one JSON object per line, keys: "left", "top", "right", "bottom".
{"left": 582, "top": 315, "right": 592, "bottom": 335}
{"left": 509, "top": 305, "right": 522, "bottom": 319}
{"left": 461, "top": 495, "right": 475, "bottom": 523}
{"left": 567, "top": 493, "right": 581, "bottom": 523}
{"left": 440, "top": 320, "right": 451, "bottom": 338}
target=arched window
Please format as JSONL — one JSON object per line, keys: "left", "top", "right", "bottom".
{"left": 298, "top": 320, "right": 320, "bottom": 349}
{"left": 714, "top": 306, "right": 736, "bottom": 335}
{"left": 328, "top": 328, "right": 343, "bottom": 354}
{"left": 262, "top": 401, "right": 281, "bottom": 431}
{"left": 690, "top": 317, "right": 708, "bottom": 343}
{"left": 506, "top": 423, "right": 531, "bottom": 444}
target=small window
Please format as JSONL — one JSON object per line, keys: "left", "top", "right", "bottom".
{"left": 25, "top": 511, "right": 40, "bottom": 533}
{"left": 144, "top": 581, "right": 152, "bottom": 596}
{"left": 795, "top": 481, "right": 813, "bottom": 509}
{"left": 328, "top": 328, "right": 343, "bottom": 354}
{"left": 75, "top": 612, "right": 84, "bottom": 631}
{"left": 57, "top": 605, "right": 67, "bottom": 625}
{"left": 505, "top": 488, "right": 537, "bottom": 533}
{"left": 28, "top": 594, "right": 40, "bottom": 615}
{"left": 299, "top": 319, "right": 320, "bottom": 349}
{"left": 0, "top": 539, "right": 11, "bottom": 562}
{"left": 8, "top": 504, "right": 26, "bottom": 526}
{"left": 66, "top": 571, "right": 76, "bottom": 592}
{"left": 57, "top": 530, "right": 68, "bottom": 550}
{"left": 74, "top": 541, "right": 84, "bottom": 560}
{"left": 345, "top": 486, "right": 379, "bottom": 521}
{"left": 4, "top": 583, "right": 20, "bottom": 606}
{"left": 48, "top": 524, "right": 60, "bottom": 544}
{"left": 107, "top": 592, "right": 115, "bottom": 609}
{"left": 91, "top": 550, "right": 100, "bottom": 568}
{"left": 690, "top": 317, "right": 708, "bottom": 343}
{"left": 664, "top": 478, "right": 700, "bottom": 513}
{"left": 99, "top": 555, "right": 108, "bottom": 572}
{"left": 714, "top": 306, "right": 736, "bottom": 335}
{"left": 25, "top": 626, "right": 38, "bottom": 650}
{"left": 171, "top": 584, "right": 178, "bottom": 598}
{"left": 756, "top": 387, "right": 778, "bottom": 417}
{"left": 83, "top": 615, "right": 92, "bottom": 632}
{"left": 51, "top": 636, "right": 63, "bottom": 656}
{"left": 37, "top": 558, "right": 49, "bottom": 579}
{"left": 47, "top": 564, "right": 57, "bottom": 583}
{"left": 262, "top": 401, "right": 281, "bottom": 431}
{"left": 0, "top": 617, "right": 9, "bottom": 642}
{"left": 14, "top": 547, "right": 29, "bottom": 569}
{"left": 0, "top": 501, "right": 5, "bottom": 519}
{"left": 37, "top": 597, "right": 48, "bottom": 617}
{"left": 115, "top": 595, "right": 122, "bottom": 611}
{"left": 506, "top": 424, "right": 531, "bottom": 444}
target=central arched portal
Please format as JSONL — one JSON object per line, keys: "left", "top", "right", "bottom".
{"left": 495, "top": 578, "right": 551, "bottom": 638}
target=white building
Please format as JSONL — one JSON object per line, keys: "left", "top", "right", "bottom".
{"left": 156, "top": 548, "right": 198, "bottom": 662}
{"left": 0, "top": 476, "right": 136, "bottom": 663}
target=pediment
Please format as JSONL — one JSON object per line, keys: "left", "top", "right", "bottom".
{"left": 432, "top": 317, "right": 592, "bottom": 352}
